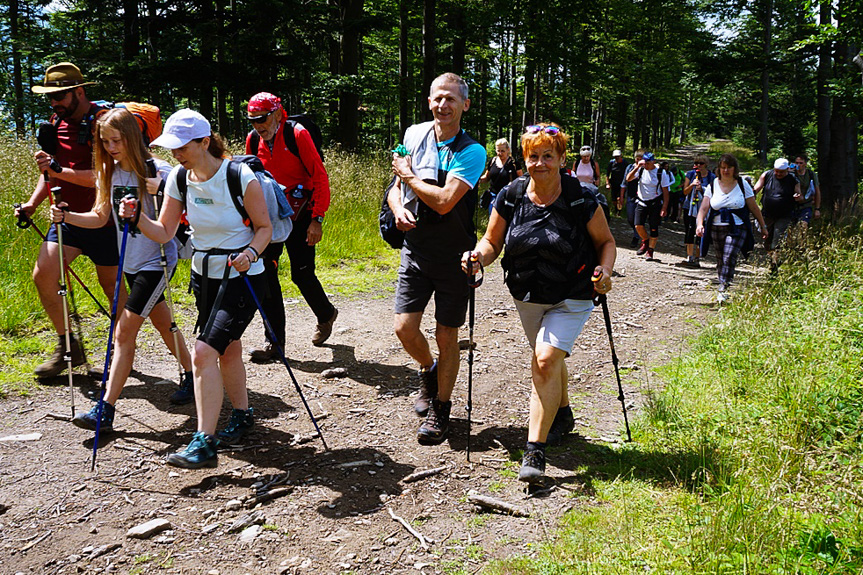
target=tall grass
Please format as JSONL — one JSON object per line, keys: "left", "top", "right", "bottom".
{"left": 489, "top": 223, "right": 863, "bottom": 574}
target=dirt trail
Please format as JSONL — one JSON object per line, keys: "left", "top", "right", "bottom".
{"left": 0, "top": 146, "right": 768, "bottom": 575}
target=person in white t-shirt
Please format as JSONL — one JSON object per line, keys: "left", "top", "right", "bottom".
{"left": 120, "top": 109, "right": 272, "bottom": 469}
{"left": 696, "top": 153, "right": 768, "bottom": 303}
{"left": 51, "top": 108, "right": 194, "bottom": 435}
{"left": 624, "top": 151, "right": 670, "bottom": 261}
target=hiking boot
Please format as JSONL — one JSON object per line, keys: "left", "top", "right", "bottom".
{"left": 414, "top": 361, "right": 438, "bottom": 417}
{"left": 216, "top": 407, "right": 254, "bottom": 444}
{"left": 312, "top": 308, "right": 339, "bottom": 347}
{"left": 34, "top": 333, "right": 85, "bottom": 378}
{"left": 166, "top": 431, "right": 218, "bottom": 469}
{"left": 629, "top": 236, "right": 640, "bottom": 249}
{"left": 72, "top": 400, "right": 114, "bottom": 433}
{"left": 518, "top": 446, "right": 547, "bottom": 484}
{"left": 417, "top": 398, "right": 451, "bottom": 445}
{"left": 249, "top": 342, "right": 280, "bottom": 364}
{"left": 169, "top": 371, "right": 195, "bottom": 405}
{"left": 675, "top": 258, "right": 700, "bottom": 269}
{"left": 645, "top": 248, "right": 655, "bottom": 261}
{"left": 546, "top": 407, "right": 575, "bottom": 446}
{"left": 636, "top": 240, "right": 649, "bottom": 256}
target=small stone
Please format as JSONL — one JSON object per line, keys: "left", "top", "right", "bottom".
{"left": 225, "top": 500, "right": 243, "bottom": 511}
{"left": 168, "top": 472, "right": 180, "bottom": 478}
{"left": 239, "top": 524, "right": 261, "bottom": 543}
{"left": 321, "top": 367, "right": 348, "bottom": 379}
{"left": 202, "top": 523, "right": 221, "bottom": 535}
{"left": 127, "top": 518, "right": 171, "bottom": 539}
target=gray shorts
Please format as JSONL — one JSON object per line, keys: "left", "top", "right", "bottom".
{"left": 764, "top": 214, "right": 793, "bottom": 250}
{"left": 394, "top": 248, "right": 469, "bottom": 328}
{"left": 514, "top": 298, "right": 595, "bottom": 356}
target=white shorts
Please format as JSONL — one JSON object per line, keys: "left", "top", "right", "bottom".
{"left": 514, "top": 298, "right": 595, "bottom": 356}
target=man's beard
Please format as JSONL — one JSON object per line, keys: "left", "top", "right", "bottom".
{"left": 53, "top": 92, "right": 80, "bottom": 120}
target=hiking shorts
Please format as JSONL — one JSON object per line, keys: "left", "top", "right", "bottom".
{"left": 764, "top": 214, "right": 793, "bottom": 251}
{"left": 514, "top": 298, "right": 595, "bottom": 356}
{"left": 190, "top": 271, "right": 264, "bottom": 355}
{"left": 124, "top": 269, "right": 168, "bottom": 319}
{"left": 46, "top": 222, "right": 119, "bottom": 267}
{"left": 395, "top": 248, "right": 469, "bottom": 328}
{"left": 634, "top": 198, "right": 662, "bottom": 237}
{"left": 794, "top": 206, "right": 814, "bottom": 224}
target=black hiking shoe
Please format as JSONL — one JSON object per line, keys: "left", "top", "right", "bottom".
{"left": 546, "top": 407, "right": 575, "bottom": 446}
{"left": 249, "top": 342, "right": 280, "bottom": 364}
{"left": 216, "top": 408, "right": 254, "bottom": 444}
{"left": 166, "top": 432, "right": 218, "bottom": 469}
{"left": 417, "top": 398, "right": 451, "bottom": 445}
{"left": 636, "top": 240, "right": 649, "bottom": 256}
{"left": 518, "top": 446, "right": 547, "bottom": 484}
{"left": 169, "top": 371, "right": 195, "bottom": 405}
{"left": 72, "top": 400, "right": 114, "bottom": 433}
{"left": 35, "top": 333, "right": 85, "bottom": 378}
{"left": 414, "top": 361, "right": 438, "bottom": 417}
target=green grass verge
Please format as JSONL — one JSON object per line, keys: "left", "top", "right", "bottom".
{"left": 488, "top": 223, "right": 863, "bottom": 574}
{"left": 708, "top": 140, "right": 760, "bottom": 174}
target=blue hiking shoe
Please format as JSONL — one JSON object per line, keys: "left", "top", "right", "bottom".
{"left": 169, "top": 371, "right": 195, "bottom": 405}
{"left": 72, "top": 400, "right": 114, "bottom": 433}
{"left": 166, "top": 431, "right": 218, "bottom": 469}
{"left": 216, "top": 408, "right": 254, "bottom": 444}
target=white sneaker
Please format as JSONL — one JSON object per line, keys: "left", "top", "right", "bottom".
{"left": 717, "top": 290, "right": 729, "bottom": 304}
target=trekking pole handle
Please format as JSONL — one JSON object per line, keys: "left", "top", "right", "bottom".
{"left": 465, "top": 252, "right": 484, "bottom": 288}
{"left": 13, "top": 203, "right": 31, "bottom": 229}
{"left": 591, "top": 268, "right": 611, "bottom": 304}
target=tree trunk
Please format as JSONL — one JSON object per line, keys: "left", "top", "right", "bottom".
{"left": 509, "top": 29, "right": 519, "bottom": 148}
{"left": 521, "top": 58, "right": 535, "bottom": 129}
{"left": 758, "top": 0, "right": 773, "bottom": 165}
{"left": 615, "top": 96, "right": 627, "bottom": 151}
{"left": 479, "top": 53, "right": 488, "bottom": 146}
{"left": 451, "top": 7, "right": 465, "bottom": 75}
{"left": 338, "top": 0, "right": 363, "bottom": 150}
{"left": 122, "top": 0, "right": 140, "bottom": 94}
{"left": 421, "top": 0, "right": 436, "bottom": 121}
{"left": 816, "top": 0, "right": 832, "bottom": 208}
{"left": 9, "top": 0, "right": 24, "bottom": 137}
{"left": 398, "top": 0, "right": 410, "bottom": 139}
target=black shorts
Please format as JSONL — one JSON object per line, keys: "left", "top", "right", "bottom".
{"left": 395, "top": 248, "right": 469, "bottom": 328}
{"left": 191, "top": 271, "right": 264, "bottom": 355}
{"left": 124, "top": 270, "right": 167, "bottom": 318}
{"left": 634, "top": 198, "right": 662, "bottom": 237}
{"left": 46, "top": 222, "right": 119, "bottom": 266}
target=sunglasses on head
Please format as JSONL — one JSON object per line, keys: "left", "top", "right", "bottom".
{"left": 47, "top": 88, "right": 75, "bottom": 102}
{"left": 695, "top": 161, "right": 706, "bottom": 165}
{"left": 525, "top": 125, "right": 560, "bottom": 135}
{"left": 249, "top": 110, "right": 275, "bottom": 124}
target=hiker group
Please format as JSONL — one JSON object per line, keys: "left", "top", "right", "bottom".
{"left": 17, "top": 62, "right": 819, "bottom": 483}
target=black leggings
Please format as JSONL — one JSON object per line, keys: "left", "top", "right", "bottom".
{"left": 683, "top": 213, "right": 697, "bottom": 244}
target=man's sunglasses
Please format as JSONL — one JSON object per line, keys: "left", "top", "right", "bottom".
{"left": 525, "top": 125, "right": 560, "bottom": 135}
{"left": 249, "top": 111, "right": 275, "bottom": 124}
{"left": 47, "top": 88, "right": 75, "bottom": 102}
{"left": 694, "top": 161, "right": 706, "bottom": 165}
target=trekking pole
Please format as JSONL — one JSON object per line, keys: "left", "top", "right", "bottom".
{"left": 232, "top": 258, "right": 328, "bottom": 451}
{"left": 154, "top": 183, "right": 185, "bottom": 387}
{"left": 91, "top": 201, "right": 133, "bottom": 471}
{"left": 592, "top": 271, "right": 632, "bottom": 443}
{"left": 465, "top": 254, "right": 483, "bottom": 462}
{"left": 15, "top": 207, "right": 109, "bottom": 317}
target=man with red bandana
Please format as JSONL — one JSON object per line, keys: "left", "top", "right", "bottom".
{"left": 16, "top": 62, "right": 123, "bottom": 378}
{"left": 244, "top": 92, "right": 337, "bottom": 361}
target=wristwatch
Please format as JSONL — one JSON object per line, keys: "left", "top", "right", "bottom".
{"left": 313, "top": 215, "right": 324, "bottom": 223}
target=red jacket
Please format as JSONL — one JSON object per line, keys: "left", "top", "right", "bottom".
{"left": 245, "top": 116, "right": 330, "bottom": 219}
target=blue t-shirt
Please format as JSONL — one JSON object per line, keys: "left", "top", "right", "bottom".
{"left": 438, "top": 132, "right": 486, "bottom": 189}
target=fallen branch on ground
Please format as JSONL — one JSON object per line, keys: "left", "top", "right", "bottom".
{"left": 467, "top": 492, "right": 530, "bottom": 517}
{"left": 388, "top": 507, "right": 431, "bottom": 549}
{"left": 402, "top": 466, "right": 447, "bottom": 483}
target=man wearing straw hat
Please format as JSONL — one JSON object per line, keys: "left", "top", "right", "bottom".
{"left": 16, "top": 62, "right": 123, "bottom": 378}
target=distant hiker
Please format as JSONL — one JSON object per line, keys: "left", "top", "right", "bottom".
{"left": 678, "top": 155, "right": 715, "bottom": 268}
{"left": 753, "top": 157, "right": 801, "bottom": 266}
{"left": 15, "top": 62, "right": 125, "bottom": 379}
{"left": 625, "top": 151, "right": 670, "bottom": 261}
{"left": 573, "top": 145, "right": 609, "bottom": 220}
{"left": 618, "top": 150, "right": 644, "bottom": 248}
{"left": 696, "top": 153, "right": 768, "bottom": 303}
{"left": 461, "top": 123, "right": 616, "bottom": 483}
{"left": 606, "top": 149, "right": 627, "bottom": 212}
{"left": 388, "top": 72, "right": 486, "bottom": 445}
{"left": 50, "top": 108, "right": 194, "bottom": 433}
{"left": 120, "top": 109, "right": 271, "bottom": 468}
{"left": 791, "top": 154, "right": 821, "bottom": 229}
{"left": 479, "top": 138, "right": 522, "bottom": 214}
{"left": 243, "top": 92, "right": 337, "bottom": 363}
{"left": 663, "top": 161, "right": 684, "bottom": 223}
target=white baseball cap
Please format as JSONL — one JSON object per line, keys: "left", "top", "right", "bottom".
{"left": 612, "top": 149, "right": 622, "bottom": 157}
{"left": 150, "top": 109, "right": 211, "bottom": 149}
{"left": 773, "top": 158, "right": 790, "bottom": 170}
{"left": 580, "top": 145, "right": 592, "bottom": 156}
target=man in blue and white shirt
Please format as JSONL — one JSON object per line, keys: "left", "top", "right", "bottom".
{"left": 625, "top": 151, "right": 671, "bottom": 261}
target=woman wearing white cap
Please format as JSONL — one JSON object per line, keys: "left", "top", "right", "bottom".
{"left": 120, "top": 109, "right": 271, "bottom": 468}
{"left": 572, "top": 145, "right": 600, "bottom": 188}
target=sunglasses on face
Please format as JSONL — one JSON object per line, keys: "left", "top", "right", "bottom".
{"left": 695, "top": 161, "right": 706, "bottom": 165}
{"left": 47, "top": 88, "right": 75, "bottom": 102}
{"left": 249, "top": 111, "right": 275, "bottom": 124}
{"left": 525, "top": 125, "right": 560, "bottom": 135}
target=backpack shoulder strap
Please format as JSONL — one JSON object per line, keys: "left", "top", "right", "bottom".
{"left": 176, "top": 167, "right": 188, "bottom": 209}
{"left": 145, "top": 158, "right": 157, "bottom": 178}
{"left": 499, "top": 176, "right": 529, "bottom": 220}
{"left": 248, "top": 130, "right": 260, "bottom": 155}
{"left": 226, "top": 160, "right": 251, "bottom": 225}
{"left": 283, "top": 119, "right": 300, "bottom": 158}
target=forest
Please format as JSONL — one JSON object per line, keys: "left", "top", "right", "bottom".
{"left": 1, "top": 0, "right": 861, "bottom": 207}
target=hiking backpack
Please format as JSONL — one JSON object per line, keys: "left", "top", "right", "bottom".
{"left": 175, "top": 156, "right": 294, "bottom": 244}
{"left": 53, "top": 101, "right": 162, "bottom": 147}
{"left": 247, "top": 114, "right": 325, "bottom": 168}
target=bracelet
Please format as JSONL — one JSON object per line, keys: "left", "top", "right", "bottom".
{"left": 246, "top": 246, "right": 259, "bottom": 262}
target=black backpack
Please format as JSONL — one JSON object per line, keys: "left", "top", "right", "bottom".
{"left": 379, "top": 176, "right": 403, "bottom": 249}
{"left": 248, "top": 114, "right": 325, "bottom": 169}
